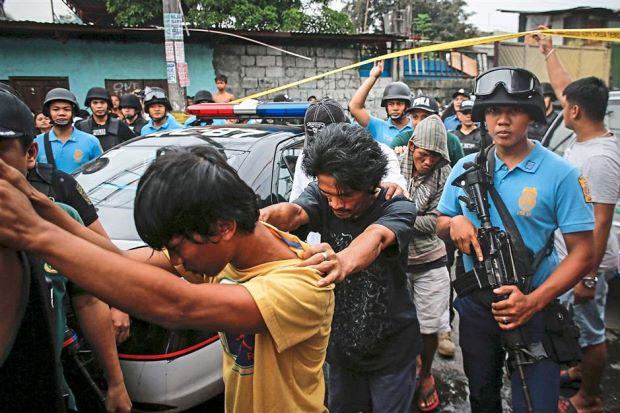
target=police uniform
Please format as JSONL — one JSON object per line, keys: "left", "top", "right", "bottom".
{"left": 527, "top": 109, "right": 560, "bottom": 141}
{"left": 452, "top": 126, "right": 482, "bottom": 155}
{"left": 140, "top": 114, "right": 184, "bottom": 135}
{"left": 34, "top": 128, "right": 103, "bottom": 174}
{"left": 126, "top": 116, "right": 148, "bottom": 135}
{"left": 75, "top": 116, "right": 135, "bottom": 151}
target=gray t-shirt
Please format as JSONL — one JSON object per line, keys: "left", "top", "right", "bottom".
{"left": 555, "top": 135, "right": 620, "bottom": 270}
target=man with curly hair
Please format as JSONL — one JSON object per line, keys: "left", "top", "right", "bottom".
{"left": 261, "top": 123, "right": 421, "bottom": 413}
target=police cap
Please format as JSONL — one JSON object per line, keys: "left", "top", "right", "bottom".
{"left": 0, "top": 86, "right": 36, "bottom": 141}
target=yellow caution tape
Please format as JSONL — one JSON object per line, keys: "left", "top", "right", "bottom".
{"left": 232, "top": 28, "right": 620, "bottom": 103}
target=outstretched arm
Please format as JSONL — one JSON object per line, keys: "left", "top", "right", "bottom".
{"left": 348, "top": 60, "right": 384, "bottom": 127}
{"left": 531, "top": 26, "right": 572, "bottom": 108}
{"left": 260, "top": 202, "right": 310, "bottom": 232}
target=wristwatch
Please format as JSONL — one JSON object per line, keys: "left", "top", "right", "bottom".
{"left": 581, "top": 276, "right": 598, "bottom": 289}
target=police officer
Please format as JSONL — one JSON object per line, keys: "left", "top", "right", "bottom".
{"left": 0, "top": 84, "right": 65, "bottom": 412}
{"left": 75, "top": 87, "right": 135, "bottom": 151}
{"left": 120, "top": 93, "right": 148, "bottom": 134}
{"left": 527, "top": 82, "right": 560, "bottom": 141}
{"left": 452, "top": 99, "right": 482, "bottom": 155}
{"left": 436, "top": 67, "right": 594, "bottom": 412}
{"left": 183, "top": 89, "right": 226, "bottom": 127}
{"left": 34, "top": 88, "right": 102, "bottom": 173}
{"left": 140, "top": 87, "right": 184, "bottom": 134}
{"left": 349, "top": 60, "right": 413, "bottom": 146}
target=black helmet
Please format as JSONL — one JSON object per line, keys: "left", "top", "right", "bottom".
{"left": 381, "top": 82, "right": 412, "bottom": 107}
{"left": 471, "top": 67, "right": 546, "bottom": 123}
{"left": 42, "top": 88, "right": 79, "bottom": 117}
{"left": 84, "top": 87, "right": 111, "bottom": 107}
{"left": 193, "top": 90, "right": 214, "bottom": 104}
{"left": 408, "top": 95, "right": 440, "bottom": 114}
{"left": 0, "top": 87, "right": 36, "bottom": 141}
{"left": 143, "top": 87, "right": 172, "bottom": 112}
{"left": 273, "top": 93, "right": 293, "bottom": 103}
{"left": 119, "top": 94, "right": 142, "bottom": 111}
{"left": 540, "top": 82, "right": 556, "bottom": 100}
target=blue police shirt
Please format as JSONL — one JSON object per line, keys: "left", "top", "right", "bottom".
{"left": 183, "top": 116, "right": 227, "bottom": 127}
{"left": 443, "top": 115, "right": 460, "bottom": 131}
{"left": 141, "top": 114, "right": 184, "bottom": 135}
{"left": 366, "top": 115, "right": 413, "bottom": 146}
{"left": 35, "top": 128, "right": 103, "bottom": 174}
{"left": 438, "top": 141, "right": 594, "bottom": 287}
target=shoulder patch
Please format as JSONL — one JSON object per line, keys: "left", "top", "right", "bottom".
{"left": 75, "top": 182, "right": 93, "bottom": 205}
{"left": 578, "top": 175, "right": 593, "bottom": 203}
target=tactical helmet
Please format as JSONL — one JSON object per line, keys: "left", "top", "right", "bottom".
{"left": 84, "top": 87, "right": 112, "bottom": 107}
{"left": 193, "top": 90, "right": 214, "bottom": 104}
{"left": 471, "top": 67, "right": 546, "bottom": 123}
{"left": 540, "top": 82, "right": 556, "bottom": 100}
{"left": 143, "top": 87, "right": 172, "bottom": 112}
{"left": 0, "top": 86, "right": 36, "bottom": 141}
{"left": 408, "top": 95, "right": 440, "bottom": 114}
{"left": 381, "top": 82, "right": 412, "bottom": 107}
{"left": 119, "top": 94, "right": 142, "bottom": 111}
{"left": 42, "top": 88, "right": 79, "bottom": 117}
{"left": 273, "top": 93, "right": 292, "bottom": 103}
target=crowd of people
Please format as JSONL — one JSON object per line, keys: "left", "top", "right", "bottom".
{"left": 0, "top": 30, "right": 618, "bottom": 413}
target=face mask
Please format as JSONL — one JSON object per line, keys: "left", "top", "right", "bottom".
{"left": 53, "top": 118, "right": 71, "bottom": 127}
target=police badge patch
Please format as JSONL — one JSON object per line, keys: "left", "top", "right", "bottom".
{"left": 578, "top": 175, "right": 593, "bottom": 203}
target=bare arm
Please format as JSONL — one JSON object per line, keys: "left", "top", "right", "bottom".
{"left": 72, "top": 293, "right": 131, "bottom": 412}
{"left": 532, "top": 26, "right": 572, "bottom": 107}
{"left": 87, "top": 219, "right": 109, "bottom": 239}
{"left": 588, "top": 203, "right": 615, "bottom": 274}
{"left": 259, "top": 202, "right": 310, "bottom": 232}
{"left": 348, "top": 60, "right": 384, "bottom": 127}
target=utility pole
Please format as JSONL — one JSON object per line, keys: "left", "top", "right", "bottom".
{"left": 162, "top": 0, "right": 188, "bottom": 112}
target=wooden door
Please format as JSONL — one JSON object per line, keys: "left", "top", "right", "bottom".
{"left": 10, "top": 77, "right": 70, "bottom": 114}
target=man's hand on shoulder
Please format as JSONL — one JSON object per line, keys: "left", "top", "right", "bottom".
{"left": 297, "top": 243, "right": 344, "bottom": 287}
{"left": 380, "top": 182, "right": 408, "bottom": 200}
{"left": 0, "top": 178, "right": 47, "bottom": 251}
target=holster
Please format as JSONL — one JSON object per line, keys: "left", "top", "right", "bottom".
{"left": 541, "top": 300, "right": 582, "bottom": 365}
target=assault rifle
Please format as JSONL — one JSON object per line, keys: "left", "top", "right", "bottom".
{"left": 452, "top": 125, "right": 534, "bottom": 413}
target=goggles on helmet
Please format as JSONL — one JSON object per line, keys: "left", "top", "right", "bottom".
{"left": 144, "top": 89, "right": 167, "bottom": 102}
{"left": 474, "top": 68, "right": 538, "bottom": 97}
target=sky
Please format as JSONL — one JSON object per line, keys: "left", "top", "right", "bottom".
{"left": 4, "top": 0, "right": 620, "bottom": 33}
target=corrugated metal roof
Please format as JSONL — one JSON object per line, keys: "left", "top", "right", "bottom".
{"left": 498, "top": 6, "right": 620, "bottom": 16}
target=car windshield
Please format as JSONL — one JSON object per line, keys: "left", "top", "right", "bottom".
{"left": 75, "top": 144, "right": 248, "bottom": 242}
{"left": 546, "top": 100, "right": 620, "bottom": 157}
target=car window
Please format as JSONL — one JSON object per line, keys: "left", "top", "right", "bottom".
{"left": 273, "top": 139, "right": 304, "bottom": 203}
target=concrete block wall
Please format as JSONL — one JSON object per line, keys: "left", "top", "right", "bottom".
{"left": 213, "top": 44, "right": 476, "bottom": 116}
{"left": 213, "top": 44, "right": 392, "bottom": 116}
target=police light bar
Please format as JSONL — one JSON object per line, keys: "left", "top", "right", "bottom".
{"left": 187, "top": 101, "right": 309, "bottom": 119}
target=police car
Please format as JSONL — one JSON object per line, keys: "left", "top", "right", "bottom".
{"left": 541, "top": 90, "right": 620, "bottom": 242}
{"left": 74, "top": 102, "right": 308, "bottom": 412}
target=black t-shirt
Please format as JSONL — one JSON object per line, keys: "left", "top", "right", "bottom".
{"left": 76, "top": 116, "right": 135, "bottom": 151}
{"left": 0, "top": 252, "right": 65, "bottom": 412}
{"left": 453, "top": 126, "right": 482, "bottom": 156}
{"left": 294, "top": 183, "right": 422, "bottom": 373}
{"left": 27, "top": 164, "right": 98, "bottom": 227}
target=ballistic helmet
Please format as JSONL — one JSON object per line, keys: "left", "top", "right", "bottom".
{"left": 193, "top": 90, "right": 214, "bottom": 104}
{"left": 143, "top": 87, "right": 172, "bottom": 112}
{"left": 471, "top": 67, "right": 546, "bottom": 123}
{"left": 408, "top": 95, "right": 440, "bottom": 114}
{"left": 119, "top": 94, "right": 142, "bottom": 111}
{"left": 0, "top": 85, "right": 36, "bottom": 141}
{"left": 540, "top": 82, "right": 556, "bottom": 100}
{"left": 84, "top": 87, "right": 112, "bottom": 107}
{"left": 381, "top": 82, "right": 412, "bottom": 107}
{"left": 42, "top": 88, "right": 79, "bottom": 117}
{"left": 273, "top": 93, "right": 292, "bottom": 102}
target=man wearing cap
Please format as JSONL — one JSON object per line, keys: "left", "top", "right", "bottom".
{"left": 390, "top": 95, "right": 465, "bottom": 168}
{"left": 120, "top": 93, "right": 148, "bottom": 135}
{"left": 349, "top": 60, "right": 413, "bottom": 146}
{"left": 290, "top": 98, "right": 407, "bottom": 203}
{"left": 452, "top": 99, "right": 482, "bottom": 156}
{"left": 442, "top": 88, "right": 469, "bottom": 131}
{"left": 140, "top": 87, "right": 184, "bottom": 135}
{"left": 436, "top": 67, "right": 594, "bottom": 412}
{"left": 35, "top": 88, "right": 103, "bottom": 173}
{"left": 76, "top": 87, "right": 135, "bottom": 151}
{"left": 527, "top": 82, "right": 560, "bottom": 141}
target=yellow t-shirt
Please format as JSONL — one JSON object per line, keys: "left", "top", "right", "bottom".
{"left": 168, "top": 224, "right": 334, "bottom": 412}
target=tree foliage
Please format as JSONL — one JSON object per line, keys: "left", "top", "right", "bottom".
{"left": 105, "top": 0, "right": 354, "bottom": 33}
{"left": 343, "top": 0, "right": 478, "bottom": 40}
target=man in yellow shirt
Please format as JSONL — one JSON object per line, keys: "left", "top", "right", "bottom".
{"left": 0, "top": 145, "right": 334, "bottom": 412}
